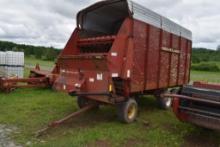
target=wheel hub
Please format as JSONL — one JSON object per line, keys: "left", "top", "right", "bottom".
{"left": 165, "top": 97, "right": 172, "bottom": 107}
{"left": 128, "top": 104, "right": 136, "bottom": 120}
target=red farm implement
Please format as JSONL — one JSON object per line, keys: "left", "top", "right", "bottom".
{"left": 5, "top": 0, "right": 215, "bottom": 132}
{"left": 163, "top": 82, "right": 220, "bottom": 131}
{"left": 0, "top": 65, "right": 52, "bottom": 93}
{"left": 0, "top": 0, "right": 192, "bottom": 124}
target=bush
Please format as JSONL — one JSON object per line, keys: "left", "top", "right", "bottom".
{"left": 192, "top": 56, "right": 200, "bottom": 64}
{"left": 192, "top": 48, "right": 220, "bottom": 62}
{"left": 191, "top": 63, "right": 220, "bottom": 72}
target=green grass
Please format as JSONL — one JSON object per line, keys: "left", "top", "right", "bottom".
{"left": 204, "top": 61, "right": 220, "bottom": 68}
{"left": 191, "top": 70, "right": 220, "bottom": 83}
{"left": 2, "top": 89, "right": 219, "bottom": 147}
{"left": 24, "top": 56, "right": 54, "bottom": 77}
{"left": 190, "top": 61, "right": 220, "bottom": 83}
{"left": 25, "top": 56, "right": 54, "bottom": 68}
{"left": 195, "top": 61, "right": 220, "bottom": 68}
{"left": 0, "top": 89, "right": 75, "bottom": 144}
{"left": 192, "top": 61, "right": 220, "bottom": 71}
{"left": 0, "top": 59, "right": 220, "bottom": 146}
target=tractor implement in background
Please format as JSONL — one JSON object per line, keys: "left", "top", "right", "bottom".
{"left": 163, "top": 82, "right": 220, "bottom": 131}
{"left": 0, "top": 77, "right": 49, "bottom": 93}
{"left": 0, "top": 65, "right": 52, "bottom": 93}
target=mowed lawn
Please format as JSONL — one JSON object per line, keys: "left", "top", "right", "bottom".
{"left": 0, "top": 58, "right": 220, "bottom": 147}
{"left": 191, "top": 61, "right": 220, "bottom": 83}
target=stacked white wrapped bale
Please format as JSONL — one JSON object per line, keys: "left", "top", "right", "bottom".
{"left": 0, "top": 51, "right": 6, "bottom": 77}
{"left": 5, "top": 51, "right": 24, "bottom": 78}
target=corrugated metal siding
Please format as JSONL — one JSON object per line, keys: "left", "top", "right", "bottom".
{"left": 128, "top": 1, "right": 161, "bottom": 28}
{"left": 162, "top": 17, "right": 181, "bottom": 37}
{"left": 128, "top": 0, "right": 192, "bottom": 40}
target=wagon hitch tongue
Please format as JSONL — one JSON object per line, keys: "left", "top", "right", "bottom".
{"left": 35, "top": 104, "right": 98, "bottom": 137}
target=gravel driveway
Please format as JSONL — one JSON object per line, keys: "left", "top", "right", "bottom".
{"left": 0, "top": 124, "right": 21, "bottom": 147}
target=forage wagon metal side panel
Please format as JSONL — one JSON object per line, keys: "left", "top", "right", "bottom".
{"left": 159, "top": 31, "right": 171, "bottom": 88}
{"left": 129, "top": 0, "right": 162, "bottom": 91}
{"left": 185, "top": 41, "right": 192, "bottom": 83}
{"left": 169, "top": 34, "right": 180, "bottom": 86}
{"left": 178, "top": 38, "right": 186, "bottom": 85}
{"left": 128, "top": 0, "right": 192, "bottom": 92}
{"left": 130, "top": 20, "right": 147, "bottom": 92}
{"left": 131, "top": 23, "right": 191, "bottom": 92}
{"left": 144, "top": 25, "right": 161, "bottom": 90}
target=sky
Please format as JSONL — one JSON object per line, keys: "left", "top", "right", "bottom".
{"left": 0, "top": 0, "right": 219, "bottom": 50}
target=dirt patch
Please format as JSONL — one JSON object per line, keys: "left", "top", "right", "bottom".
{"left": 123, "top": 138, "right": 147, "bottom": 147}
{"left": 123, "top": 138, "right": 141, "bottom": 147}
{"left": 87, "top": 139, "right": 111, "bottom": 147}
{"left": 162, "top": 123, "right": 177, "bottom": 132}
{"left": 63, "top": 108, "right": 116, "bottom": 129}
{"left": 0, "top": 124, "right": 22, "bottom": 147}
{"left": 183, "top": 131, "right": 220, "bottom": 147}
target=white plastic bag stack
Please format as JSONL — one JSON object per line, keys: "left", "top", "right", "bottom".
{"left": 0, "top": 51, "right": 6, "bottom": 77}
{"left": 5, "top": 51, "right": 24, "bottom": 78}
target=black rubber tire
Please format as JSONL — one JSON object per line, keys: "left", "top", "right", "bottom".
{"left": 77, "top": 96, "right": 99, "bottom": 109}
{"left": 157, "top": 96, "right": 172, "bottom": 110}
{"left": 155, "top": 89, "right": 172, "bottom": 110}
{"left": 134, "top": 95, "right": 142, "bottom": 105}
{"left": 77, "top": 96, "right": 90, "bottom": 109}
{"left": 117, "top": 99, "right": 138, "bottom": 123}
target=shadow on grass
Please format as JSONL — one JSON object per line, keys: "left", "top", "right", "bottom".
{"left": 183, "top": 127, "right": 220, "bottom": 147}
{"left": 40, "top": 96, "right": 159, "bottom": 138}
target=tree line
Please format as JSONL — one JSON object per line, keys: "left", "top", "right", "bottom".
{"left": 192, "top": 48, "right": 220, "bottom": 64}
{"left": 0, "top": 40, "right": 61, "bottom": 61}
{"left": 191, "top": 47, "right": 220, "bottom": 72}
{"left": 0, "top": 40, "right": 220, "bottom": 64}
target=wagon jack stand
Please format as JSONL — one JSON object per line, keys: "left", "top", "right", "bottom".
{"left": 35, "top": 104, "right": 98, "bottom": 137}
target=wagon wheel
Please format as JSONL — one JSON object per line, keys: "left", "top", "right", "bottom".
{"left": 155, "top": 89, "right": 179, "bottom": 110}
{"left": 117, "top": 99, "right": 138, "bottom": 123}
{"left": 155, "top": 89, "right": 172, "bottom": 110}
{"left": 5, "top": 87, "right": 15, "bottom": 93}
{"left": 77, "top": 96, "right": 99, "bottom": 109}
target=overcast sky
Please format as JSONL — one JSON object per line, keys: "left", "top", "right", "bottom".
{"left": 0, "top": 0, "right": 219, "bottom": 50}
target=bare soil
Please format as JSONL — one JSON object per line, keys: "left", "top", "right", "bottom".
{"left": 87, "top": 139, "right": 111, "bottom": 147}
{"left": 183, "top": 131, "right": 220, "bottom": 147}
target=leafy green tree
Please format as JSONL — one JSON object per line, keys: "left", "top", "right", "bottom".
{"left": 34, "top": 48, "right": 43, "bottom": 59}
{"left": 0, "top": 40, "right": 61, "bottom": 60}
{"left": 44, "top": 47, "right": 58, "bottom": 61}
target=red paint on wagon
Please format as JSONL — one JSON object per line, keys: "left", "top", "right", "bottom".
{"left": 0, "top": 0, "right": 192, "bottom": 105}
